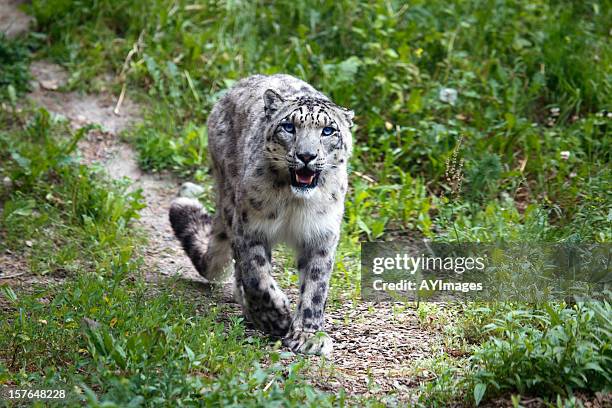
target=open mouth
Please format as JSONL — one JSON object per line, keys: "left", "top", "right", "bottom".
{"left": 290, "top": 167, "right": 320, "bottom": 189}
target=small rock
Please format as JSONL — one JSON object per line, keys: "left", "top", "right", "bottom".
{"left": 179, "top": 182, "right": 205, "bottom": 198}
{"left": 40, "top": 79, "right": 60, "bottom": 90}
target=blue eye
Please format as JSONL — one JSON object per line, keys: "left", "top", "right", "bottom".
{"left": 281, "top": 123, "right": 295, "bottom": 133}
{"left": 322, "top": 126, "right": 335, "bottom": 136}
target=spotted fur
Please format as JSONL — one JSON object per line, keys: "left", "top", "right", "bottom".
{"left": 169, "top": 74, "right": 353, "bottom": 355}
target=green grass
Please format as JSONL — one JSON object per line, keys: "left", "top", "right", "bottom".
{"left": 2, "top": 0, "right": 611, "bottom": 406}
{"left": 0, "top": 110, "right": 143, "bottom": 276}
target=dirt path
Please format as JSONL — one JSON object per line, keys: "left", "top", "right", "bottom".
{"left": 0, "top": 0, "right": 33, "bottom": 39}
{"left": 1, "top": 2, "right": 446, "bottom": 400}
{"left": 27, "top": 61, "right": 203, "bottom": 284}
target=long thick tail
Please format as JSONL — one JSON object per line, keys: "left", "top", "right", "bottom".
{"left": 169, "top": 197, "right": 212, "bottom": 277}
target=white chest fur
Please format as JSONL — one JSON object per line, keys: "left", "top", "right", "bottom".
{"left": 250, "top": 192, "right": 343, "bottom": 248}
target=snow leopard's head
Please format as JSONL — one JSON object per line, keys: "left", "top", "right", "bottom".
{"left": 262, "top": 89, "right": 354, "bottom": 197}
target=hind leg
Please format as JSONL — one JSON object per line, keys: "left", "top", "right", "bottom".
{"left": 169, "top": 198, "right": 232, "bottom": 282}
{"left": 202, "top": 214, "right": 233, "bottom": 281}
{"left": 203, "top": 163, "right": 236, "bottom": 281}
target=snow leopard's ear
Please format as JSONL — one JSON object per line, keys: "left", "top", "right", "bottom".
{"left": 263, "top": 89, "right": 284, "bottom": 120}
{"left": 340, "top": 107, "right": 354, "bottom": 128}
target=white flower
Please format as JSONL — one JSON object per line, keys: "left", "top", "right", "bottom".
{"left": 439, "top": 87, "right": 458, "bottom": 105}
{"left": 560, "top": 151, "right": 570, "bottom": 160}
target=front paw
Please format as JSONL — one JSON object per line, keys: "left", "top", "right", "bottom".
{"left": 248, "top": 310, "right": 291, "bottom": 337}
{"left": 283, "top": 330, "right": 333, "bottom": 356}
{"left": 242, "top": 290, "right": 292, "bottom": 336}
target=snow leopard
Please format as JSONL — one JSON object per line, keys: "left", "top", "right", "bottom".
{"left": 169, "top": 74, "right": 353, "bottom": 356}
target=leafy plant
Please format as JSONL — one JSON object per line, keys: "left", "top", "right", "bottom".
{"left": 470, "top": 301, "right": 612, "bottom": 403}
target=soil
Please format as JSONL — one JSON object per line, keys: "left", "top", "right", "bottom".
{"left": 0, "top": 0, "right": 33, "bottom": 39}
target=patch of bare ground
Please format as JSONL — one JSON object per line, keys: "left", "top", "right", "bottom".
{"left": 29, "top": 61, "right": 178, "bottom": 275}
{"left": 0, "top": 0, "right": 33, "bottom": 39}
{"left": 307, "top": 301, "right": 445, "bottom": 400}
{"left": 28, "top": 61, "right": 140, "bottom": 135}
{"left": 27, "top": 60, "right": 213, "bottom": 284}
{"left": 1, "top": 57, "right": 202, "bottom": 291}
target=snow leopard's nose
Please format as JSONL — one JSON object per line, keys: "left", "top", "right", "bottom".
{"left": 296, "top": 152, "right": 317, "bottom": 165}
